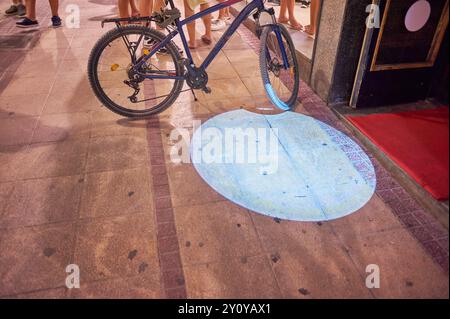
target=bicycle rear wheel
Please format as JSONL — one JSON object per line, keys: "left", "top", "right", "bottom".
{"left": 259, "top": 24, "right": 300, "bottom": 111}
{"left": 88, "top": 25, "right": 184, "bottom": 118}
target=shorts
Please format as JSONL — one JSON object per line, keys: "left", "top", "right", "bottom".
{"left": 186, "top": 0, "right": 210, "bottom": 10}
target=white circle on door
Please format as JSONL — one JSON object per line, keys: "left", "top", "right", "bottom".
{"left": 405, "top": 0, "right": 432, "bottom": 32}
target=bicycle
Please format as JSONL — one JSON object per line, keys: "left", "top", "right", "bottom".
{"left": 87, "top": 0, "right": 300, "bottom": 118}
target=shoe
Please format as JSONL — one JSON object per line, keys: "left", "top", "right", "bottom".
{"left": 51, "top": 16, "right": 62, "bottom": 28}
{"left": 17, "top": 4, "right": 26, "bottom": 17}
{"left": 5, "top": 5, "right": 18, "bottom": 16}
{"left": 16, "top": 17, "right": 39, "bottom": 28}
{"left": 211, "top": 19, "right": 226, "bottom": 31}
{"left": 144, "top": 37, "right": 183, "bottom": 55}
{"left": 144, "top": 37, "right": 168, "bottom": 55}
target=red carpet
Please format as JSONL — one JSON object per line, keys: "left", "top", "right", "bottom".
{"left": 347, "top": 107, "right": 449, "bottom": 200}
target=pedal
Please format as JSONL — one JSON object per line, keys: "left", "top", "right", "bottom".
{"left": 155, "top": 8, "right": 181, "bottom": 29}
{"left": 202, "top": 86, "right": 212, "bottom": 94}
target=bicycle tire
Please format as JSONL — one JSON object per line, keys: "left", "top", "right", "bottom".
{"left": 88, "top": 25, "right": 184, "bottom": 118}
{"left": 259, "top": 24, "right": 300, "bottom": 111}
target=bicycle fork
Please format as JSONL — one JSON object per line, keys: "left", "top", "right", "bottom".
{"left": 255, "top": 7, "right": 290, "bottom": 70}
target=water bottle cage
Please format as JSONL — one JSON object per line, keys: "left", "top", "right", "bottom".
{"left": 154, "top": 8, "right": 181, "bottom": 29}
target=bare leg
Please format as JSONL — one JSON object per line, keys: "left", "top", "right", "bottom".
{"left": 184, "top": 0, "right": 197, "bottom": 48}
{"left": 48, "top": 0, "right": 58, "bottom": 16}
{"left": 130, "top": 0, "right": 140, "bottom": 16}
{"left": 216, "top": 0, "right": 229, "bottom": 20}
{"left": 154, "top": 0, "right": 165, "bottom": 12}
{"left": 305, "top": 0, "right": 320, "bottom": 35}
{"left": 118, "top": 0, "right": 130, "bottom": 18}
{"left": 139, "top": 0, "right": 153, "bottom": 16}
{"left": 278, "top": 0, "right": 288, "bottom": 23}
{"left": 287, "top": 0, "right": 301, "bottom": 29}
{"left": 200, "top": 3, "right": 211, "bottom": 44}
{"left": 25, "top": 0, "right": 36, "bottom": 20}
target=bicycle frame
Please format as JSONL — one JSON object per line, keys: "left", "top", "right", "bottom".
{"left": 133, "top": 0, "right": 267, "bottom": 80}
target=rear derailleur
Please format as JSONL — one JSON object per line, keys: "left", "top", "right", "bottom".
{"left": 124, "top": 62, "right": 147, "bottom": 103}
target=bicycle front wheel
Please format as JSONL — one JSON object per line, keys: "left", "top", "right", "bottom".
{"left": 259, "top": 24, "right": 300, "bottom": 111}
{"left": 88, "top": 25, "right": 184, "bottom": 118}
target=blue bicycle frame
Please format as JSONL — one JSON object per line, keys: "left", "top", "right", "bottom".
{"left": 132, "top": 0, "right": 288, "bottom": 81}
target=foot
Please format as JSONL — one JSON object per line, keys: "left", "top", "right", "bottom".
{"left": 51, "top": 16, "right": 62, "bottom": 28}
{"left": 218, "top": 14, "right": 231, "bottom": 23}
{"left": 201, "top": 35, "right": 212, "bottom": 45}
{"left": 5, "top": 5, "right": 18, "bottom": 16}
{"left": 211, "top": 19, "right": 226, "bottom": 31}
{"left": 16, "top": 17, "right": 39, "bottom": 28}
{"left": 288, "top": 19, "right": 303, "bottom": 30}
{"left": 304, "top": 25, "right": 315, "bottom": 36}
{"left": 17, "top": 4, "right": 26, "bottom": 17}
{"left": 288, "top": 22, "right": 303, "bottom": 31}
{"left": 278, "top": 17, "right": 289, "bottom": 24}
{"left": 188, "top": 41, "right": 197, "bottom": 49}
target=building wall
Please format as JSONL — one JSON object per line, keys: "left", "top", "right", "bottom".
{"left": 328, "top": 0, "right": 372, "bottom": 106}
{"left": 309, "top": 0, "right": 348, "bottom": 103}
{"left": 310, "top": 0, "right": 449, "bottom": 107}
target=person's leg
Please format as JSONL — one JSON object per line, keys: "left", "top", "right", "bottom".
{"left": 16, "top": 0, "right": 37, "bottom": 26}
{"left": 184, "top": 0, "right": 197, "bottom": 48}
{"left": 217, "top": 0, "right": 228, "bottom": 20}
{"left": 130, "top": 0, "right": 140, "bottom": 16}
{"left": 25, "top": 0, "right": 36, "bottom": 20}
{"left": 278, "top": 0, "right": 288, "bottom": 23}
{"left": 211, "top": 0, "right": 227, "bottom": 31}
{"left": 200, "top": 3, "right": 211, "bottom": 44}
{"left": 305, "top": 0, "right": 320, "bottom": 35}
{"left": 154, "top": 0, "right": 165, "bottom": 12}
{"left": 287, "top": 0, "right": 301, "bottom": 29}
{"left": 139, "top": 0, "right": 153, "bottom": 17}
{"left": 118, "top": 0, "right": 130, "bottom": 18}
{"left": 48, "top": 0, "right": 62, "bottom": 27}
{"left": 48, "top": 0, "right": 58, "bottom": 17}
{"left": 142, "top": 0, "right": 167, "bottom": 29}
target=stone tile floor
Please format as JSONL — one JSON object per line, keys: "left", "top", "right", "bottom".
{"left": 0, "top": 0, "right": 448, "bottom": 299}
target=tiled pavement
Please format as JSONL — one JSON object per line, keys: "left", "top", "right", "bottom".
{"left": 0, "top": 0, "right": 448, "bottom": 298}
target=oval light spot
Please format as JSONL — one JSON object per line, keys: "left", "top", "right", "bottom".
{"left": 190, "top": 110, "right": 376, "bottom": 222}
{"left": 405, "top": 0, "right": 431, "bottom": 32}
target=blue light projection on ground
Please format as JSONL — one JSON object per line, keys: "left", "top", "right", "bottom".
{"left": 264, "top": 84, "right": 290, "bottom": 111}
{"left": 190, "top": 110, "right": 376, "bottom": 222}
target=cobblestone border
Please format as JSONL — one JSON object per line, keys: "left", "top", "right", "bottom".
{"left": 146, "top": 117, "right": 187, "bottom": 298}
